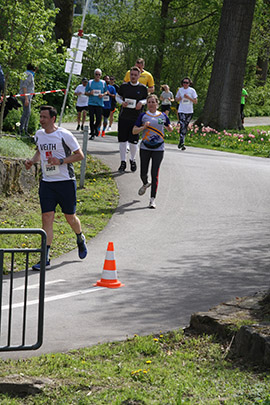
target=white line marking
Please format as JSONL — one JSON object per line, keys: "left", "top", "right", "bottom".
{"left": 14, "top": 279, "right": 66, "bottom": 291}
{"left": 1, "top": 287, "right": 105, "bottom": 310}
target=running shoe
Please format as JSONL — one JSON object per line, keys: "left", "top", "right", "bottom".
{"left": 108, "top": 126, "right": 112, "bottom": 131}
{"left": 130, "top": 160, "right": 137, "bottom": 172}
{"left": 178, "top": 142, "right": 186, "bottom": 150}
{"left": 138, "top": 182, "right": 151, "bottom": 196}
{"left": 77, "top": 234, "right": 87, "bottom": 259}
{"left": 32, "top": 260, "right": 51, "bottom": 271}
{"left": 81, "top": 124, "right": 84, "bottom": 131}
{"left": 149, "top": 197, "right": 156, "bottom": 209}
{"left": 118, "top": 161, "right": 126, "bottom": 172}
{"left": 101, "top": 130, "right": 105, "bottom": 137}
{"left": 76, "top": 124, "right": 80, "bottom": 130}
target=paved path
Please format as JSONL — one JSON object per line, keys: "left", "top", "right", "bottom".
{"left": 1, "top": 118, "right": 270, "bottom": 359}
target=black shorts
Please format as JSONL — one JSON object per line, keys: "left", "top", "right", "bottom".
{"left": 110, "top": 101, "right": 117, "bottom": 112}
{"left": 102, "top": 108, "right": 110, "bottom": 118}
{"left": 76, "top": 105, "right": 88, "bottom": 112}
{"left": 161, "top": 105, "right": 171, "bottom": 113}
{"left": 118, "top": 117, "right": 139, "bottom": 144}
{"left": 39, "top": 180, "right": 77, "bottom": 214}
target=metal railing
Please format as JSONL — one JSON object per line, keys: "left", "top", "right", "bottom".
{"left": 0, "top": 228, "right": 46, "bottom": 351}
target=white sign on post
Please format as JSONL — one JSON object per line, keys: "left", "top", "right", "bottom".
{"left": 67, "top": 48, "right": 83, "bottom": 63}
{"left": 64, "top": 61, "right": 82, "bottom": 75}
{"left": 70, "top": 36, "right": 88, "bottom": 51}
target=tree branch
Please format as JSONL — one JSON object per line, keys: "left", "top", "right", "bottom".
{"left": 168, "top": 10, "right": 217, "bottom": 29}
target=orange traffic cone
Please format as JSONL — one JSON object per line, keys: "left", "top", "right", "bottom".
{"left": 93, "top": 242, "right": 124, "bottom": 288}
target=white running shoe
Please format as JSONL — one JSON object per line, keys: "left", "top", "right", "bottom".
{"left": 108, "top": 126, "right": 112, "bottom": 131}
{"left": 138, "top": 182, "right": 151, "bottom": 196}
{"left": 149, "top": 197, "right": 156, "bottom": 209}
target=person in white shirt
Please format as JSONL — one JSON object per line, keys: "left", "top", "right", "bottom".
{"left": 25, "top": 105, "right": 88, "bottom": 270}
{"left": 74, "top": 77, "right": 89, "bottom": 131}
{"left": 175, "top": 77, "right": 198, "bottom": 150}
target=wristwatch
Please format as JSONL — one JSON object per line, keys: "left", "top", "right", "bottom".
{"left": 59, "top": 158, "right": 64, "bottom": 165}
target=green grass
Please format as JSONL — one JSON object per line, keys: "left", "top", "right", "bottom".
{"left": 0, "top": 330, "right": 269, "bottom": 404}
{"left": 0, "top": 154, "right": 119, "bottom": 272}
{"left": 0, "top": 136, "right": 34, "bottom": 158}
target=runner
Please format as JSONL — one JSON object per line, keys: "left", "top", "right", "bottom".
{"left": 116, "top": 66, "right": 148, "bottom": 173}
{"left": 132, "top": 94, "right": 173, "bottom": 209}
{"left": 74, "top": 77, "right": 89, "bottom": 131}
{"left": 25, "top": 105, "right": 88, "bottom": 270}
{"left": 108, "top": 76, "right": 119, "bottom": 131}
{"left": 85, "top": 68, "right": 107, "bottom": 139}
{"left": 100, "top": 75, "right": 116, "bottom": 136}
{"left": 175, "top": 77, "right": 198, "bottom": 150}
{"left": 123, "top": 58, "right": 154, "bottom": 93}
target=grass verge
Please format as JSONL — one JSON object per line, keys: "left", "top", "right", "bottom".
{"left": 0, "top": 330, "right": 270, "bottom": 404}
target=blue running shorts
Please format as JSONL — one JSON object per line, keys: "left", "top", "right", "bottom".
{"left": 39, "top": 180, "right": 77, "bottom": 214}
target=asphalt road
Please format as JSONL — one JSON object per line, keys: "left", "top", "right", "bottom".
{"left": 1, "top": 120, "right": 270, "bottom": 360}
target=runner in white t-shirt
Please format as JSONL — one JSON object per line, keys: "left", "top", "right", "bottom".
{"left": 74, "top": 77, "right": 89, "bottom": 131}
{"left": 25, "top": 105, "right": 88, "bottom": 270}
{"left": 175, "top": 77, "right": 198, "bottom": 150}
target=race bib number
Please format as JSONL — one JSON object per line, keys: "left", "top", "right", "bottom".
{"left": 182, "top": 98, "right": 190, "bottom": 104}
{"left": 43, "top": 161, "right": 60, "bottom": 176}
{"left": 125, "top": 98, "right": 136, "bottom": 108}
{"left": 93, "top": 89, "right": 101, "bottom": 96}
{"left": 158, "top": 117, "right": 165, "bottom": 124}
{"left": 103, "top": 95, "right": 110, "bottom": 101}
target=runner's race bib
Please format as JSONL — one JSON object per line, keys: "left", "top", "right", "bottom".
{"left": 125, "top": 98, "right": 136, "bottom": 108}
{"left": 43, "top": 162, "right": 60, "bottom": 176}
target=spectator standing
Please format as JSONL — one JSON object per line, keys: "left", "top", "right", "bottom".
{"left": 160, "top": 84, "right": 174, "bottom": 116}
{"left": 124, "top": 58, "right": 155, "bottom": 93}
{"left": 241, "top": 88, "right": 248, "bottom": 126}
{"left": 175, "top": 77, "right": 197, "bottom": 150}
{"left": 116, "top": 66, "right": 148, "bottom": 173}
{"left": 19, "top": 63, "right": 37, "bottom": 136}
{"left": 108, "top": 76, "right": 119, "bottom": 131}
{"left": 85, "top": 68, "right": 107, "bottom": 139}
{"left": 74, "top": 77, "right": 89, "bottom": 131}
{"left": 24, "top": 105, "right": 88, "bottom": 270}
{"left": 132, "top": 94, "right": 173, "bottom": 209}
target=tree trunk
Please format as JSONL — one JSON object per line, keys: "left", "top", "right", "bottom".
{"left": 197, "top": 0, "right": 256, "bottom": 130}
{"left": 53, "top": 0, "right": 74, "bottom": 51}
{"left": 153, "top": 0, "right": 172, "bottom": 90}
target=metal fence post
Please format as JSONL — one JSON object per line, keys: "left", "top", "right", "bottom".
{"left": 80, "top": 125, "right": 89, "bottom": 189}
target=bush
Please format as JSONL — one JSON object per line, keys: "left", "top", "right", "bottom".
{"left": 3, "top": 107, "right": 40, "bottom": 135}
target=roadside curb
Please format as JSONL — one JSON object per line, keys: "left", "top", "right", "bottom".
{"left": 186, "top": 290, "right": 270, "bottom": 368}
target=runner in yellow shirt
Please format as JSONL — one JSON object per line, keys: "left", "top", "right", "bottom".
{"left": 123, "top": 58, "right": 154, "bottom": 93}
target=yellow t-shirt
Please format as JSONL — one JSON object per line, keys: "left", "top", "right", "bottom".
{"left": 123, "top": 69, "right": 154, "bottom": 88}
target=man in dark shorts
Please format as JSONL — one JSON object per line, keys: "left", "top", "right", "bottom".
{"left": 25, "top": 105, "right": 88, "bottom": 270}
{"left": 108, "top": 76, "right": 119, "bottom": 131}
{"left": 116, "top": 66, "right": 148, "bottom": 172}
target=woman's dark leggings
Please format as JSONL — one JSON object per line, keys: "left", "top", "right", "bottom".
{"left": 140, "top": 149, "right": 164, "bottom": 198}
{"left": 178, "top": 112, "right": 193, "bottom": 145}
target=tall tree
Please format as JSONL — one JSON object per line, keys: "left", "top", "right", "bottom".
{"left": 0, "top": 0, "right": 59, "bottom": 134}
{"left": 197, "top": 0, "right": 256, "bottom": 130}
{"left": 53, "top": 0, "right": 74, "bottom": 50}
